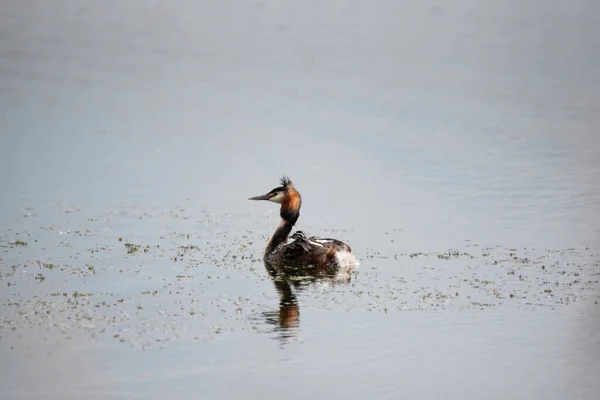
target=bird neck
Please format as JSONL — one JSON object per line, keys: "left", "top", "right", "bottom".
{"left": 265, "top": 212, "right": 299, "bottom": 256}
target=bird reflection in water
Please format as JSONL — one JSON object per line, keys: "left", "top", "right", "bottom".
{"left": 259, "top": 260, "right": 355, "bottom": 345}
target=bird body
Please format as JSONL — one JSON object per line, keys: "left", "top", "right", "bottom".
{"left": 249, "top": 176, "right": 359, "bottom": 273}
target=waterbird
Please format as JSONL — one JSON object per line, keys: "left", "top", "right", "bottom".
{"left": 249, "top": 176, "right": 359, "bottom": 273}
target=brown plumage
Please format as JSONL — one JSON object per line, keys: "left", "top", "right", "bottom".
{"left": 281, "top": 189, "right": 301, "bottom": 214}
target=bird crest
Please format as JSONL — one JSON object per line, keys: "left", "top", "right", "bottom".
{"left": 280, "top": 175, "right": 293, "bottom": 188}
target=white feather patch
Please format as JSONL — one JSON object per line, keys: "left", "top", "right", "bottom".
{"left": 334, "top": 250, "right": 360, "bottom": 272}
{"left": 268, "top": 191, "right": 285, "bottom": 204}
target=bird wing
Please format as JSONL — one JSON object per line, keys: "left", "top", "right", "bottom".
{"left": 285, "top": 230, "right": 352, "bottom": 257}
{"left": 277, "top": 231, "right": 354, "bottom": 271}
{"left": 283, "top": 232, "right": 317, "bottom": 256}
{"left": 307, "top": 235, "right": 352, "bottom": 253}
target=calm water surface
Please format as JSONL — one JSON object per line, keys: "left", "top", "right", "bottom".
{"left": 1, "top": 1, "right": 599, "bottom": 399}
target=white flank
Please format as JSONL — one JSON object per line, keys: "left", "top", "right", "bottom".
{"left": 308, "top": 240, "right": 324, "bottom": 247}
{"left": 334, "top": 250, "right": 360, "bottom": 272}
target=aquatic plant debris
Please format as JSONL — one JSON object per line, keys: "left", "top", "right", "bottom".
{"left": 0, "top": 209, "right": 599, "bottom": 353}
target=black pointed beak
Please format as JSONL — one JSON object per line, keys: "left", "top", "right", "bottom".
{"left": 248, "top": 194, "right": 272, "bottom": 201}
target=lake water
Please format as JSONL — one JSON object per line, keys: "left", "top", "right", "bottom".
{"left": 1, "top": 1, "right": 599, "bottom": 399}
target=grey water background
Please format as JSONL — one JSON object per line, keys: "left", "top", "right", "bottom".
{"left": 1, "top": 0, "right": 599, "bottom": 399}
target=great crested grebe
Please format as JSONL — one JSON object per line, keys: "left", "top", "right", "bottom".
{"left": 249, "top": 176, "right": 359, "bottom": 272}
